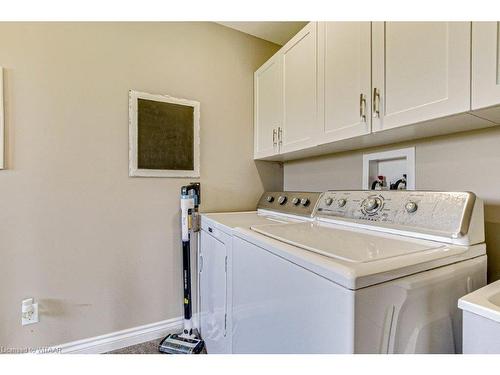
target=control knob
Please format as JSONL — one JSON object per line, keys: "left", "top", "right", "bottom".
{"left": 301, "top": 198, "right": 310, "bottom": 207}
{"left": 363, "top": 197, "right": 381, "bottom": 213}
{"left": 292, "top": 197, "right": 300, "bottom": 206}
{"left": 266, "top": 195, "right": 274, "bottom": 203}
{"left": 405, "top": 201, "right": 418, "bottom": 213}
{"left": 325, "top": 197, "right": 333, "bottom": 206}
{"left": 337, "top": 198, "right": 347, "bottom": 207}
{"left": 277, "top": 196, "right": 287, "bottom": 205}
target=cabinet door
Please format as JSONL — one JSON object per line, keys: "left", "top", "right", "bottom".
{"left": 199, "top": 230, "right": 228, "bottom": 353}
{"left": 317, "top": 22, "right": 371, "bottom": 143}
{"left": 281, "top": 22, "right": 318, "bottom": 153}
{"left": 372, "top": 22, "right": 471, "bottom": 132}
{"left": 472, "top": 22, "right": 500, "bottom": 110}
{"left": 254, "top": 53, "right": 282, "bottom": 159}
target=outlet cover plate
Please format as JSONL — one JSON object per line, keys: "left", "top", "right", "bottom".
{"left": 22, "top": 303, "right": 39, "bottom": 326}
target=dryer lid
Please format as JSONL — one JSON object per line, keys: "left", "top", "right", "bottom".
{"left": 250, "top": 221, "right": 445, "bottom": 263}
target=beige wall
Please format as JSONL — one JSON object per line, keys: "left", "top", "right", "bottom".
{"left": 284, "top": 126, "right": 500, "bottom": 283}
{"left": 0, "top": 22, "right": 281, "bottom": 347}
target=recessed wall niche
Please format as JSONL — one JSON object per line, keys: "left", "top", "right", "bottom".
{"left": 362, "top": 147, "right": 416, "bottom": 191}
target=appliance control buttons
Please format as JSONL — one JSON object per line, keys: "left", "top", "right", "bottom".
{"left": 337, "top": 198, "right": 347, "bottom": 207}
{"left": 325, "top": 197, "right": 333, "bottom": 206}
{"left": 292, "top": 197, "right": 300, "bottom": 206}
{"left": 266, "top": 195, "right": 274, "bottom": 203}
{"left": 405, "top": 201, "right": 418, "bottom": 213}
{"left": 301, "top": 198, "right": 310, "bottom": 207}
{"left": 278, "top": 196, "right": 287, "bottom": 205}
{"left": 363, "top": 197, "right": 382, "bottom": 213}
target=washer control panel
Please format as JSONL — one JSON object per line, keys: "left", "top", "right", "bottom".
{"left": 257, "top": 191, "right": 321, "bottom": 217}
{"left": 316, "top": 191, "right": 476, "bottom": 237}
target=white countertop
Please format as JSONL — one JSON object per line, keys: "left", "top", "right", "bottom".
{"left": 459, "top": 280, "right": 500, "bottom": 323}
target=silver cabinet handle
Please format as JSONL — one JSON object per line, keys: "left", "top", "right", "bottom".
{"left": 199, "top": 254, "right": 203, "bottom": 273}
{"left": 278, "top": 127, "right": 283, "bottom": 145}
{"left": 272, "top": 128, "right": 277, "bottom": 146}
{"left": 373, "top": 88, "right": 380, "bottom": 118}
{"left": 360, "top": 93, "right": 367, "bottom": 122}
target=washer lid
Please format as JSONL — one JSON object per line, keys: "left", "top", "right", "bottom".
{"left": 250, "top": 221, "right": 445, "bottom": 263}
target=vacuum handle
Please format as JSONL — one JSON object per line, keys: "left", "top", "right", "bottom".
{"left": 182, "top": 241, "right": 193, "bottom": 321}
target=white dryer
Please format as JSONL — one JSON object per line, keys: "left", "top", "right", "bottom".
{"left": 231, "top": 191, "right": 487, "bottom": 354}
{"left": 198, "top": 191, "right": 322, "bottom": 353}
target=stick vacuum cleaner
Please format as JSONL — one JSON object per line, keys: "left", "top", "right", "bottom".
{"left": 159, "top": 183, "right": 205, "bottom": 354}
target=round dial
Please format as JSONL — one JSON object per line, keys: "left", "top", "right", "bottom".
{"left": 337, "top": 198, "right": 347, "bottom": 207}
{"left": 266, "top": 195, "right": 274, "bottom": 203}
{"left": 405, "top": 201, "right": 418, "bottom": 213}
{"left": 325, "top": 197, "right": 333, "bottom": 206}
{"left": 363, "top": 197, "right": 382, "bottom": 214}
{"left": 301, "top": 198, "right": 310, "bottom": 207}
{"left": 292, "top": 197, "right": 300, "bottom": 206}
{"left": 277, "top": 196, "right": 287, "bottom": 205}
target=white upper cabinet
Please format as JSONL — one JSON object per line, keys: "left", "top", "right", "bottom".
{"left": 254, "top": 53, "right": 282, "bottom": 159}
{"left": 280, "top": 22, "right": 318, "bottom": 153}
{"left": 371, "top": 22, "right": 471, "bottom": 132}
{"left": 253, "top": 21, "right": 496, "bottom": 161}
{"left": 317, "top": 22, "right": 372, "bottom": 143}
{"left": 472, "top": 22, "right": 500, "bottom": 111}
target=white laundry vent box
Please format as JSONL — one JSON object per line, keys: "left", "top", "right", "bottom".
{"left": 362, "top": 147, "right": 415, "bottom": 191}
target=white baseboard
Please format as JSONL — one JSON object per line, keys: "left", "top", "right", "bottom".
{"left": 53, "top": 316, "right": 184, "bottom": 354}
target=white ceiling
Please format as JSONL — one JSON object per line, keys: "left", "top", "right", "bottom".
{"left": 217, "top": 22, "right": 308, "bottom": 45}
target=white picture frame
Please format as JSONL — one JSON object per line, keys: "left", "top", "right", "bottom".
{"left": 0, "top": 66, "right": 4, "bottom": 170}
{"left": 128, "top": 90, "right": 200, "bottom": 178}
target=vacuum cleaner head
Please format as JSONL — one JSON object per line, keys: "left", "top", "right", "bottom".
{"left": 158, "top": 333, "right": 205, "bottom": 354}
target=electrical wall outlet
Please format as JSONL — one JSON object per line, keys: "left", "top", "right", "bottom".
{"left": 21, "top": 298, "right": 39, "bottom": 326}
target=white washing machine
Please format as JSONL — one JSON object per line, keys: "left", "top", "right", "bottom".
{"left": 231, "top": 191, "right": 487, "bottom": 354}
{"left": 198, "top": 191, "right": 322, "bottom": 353}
